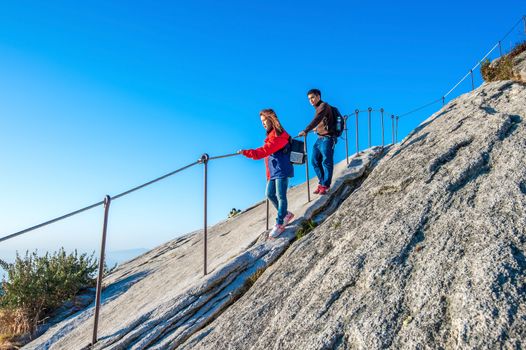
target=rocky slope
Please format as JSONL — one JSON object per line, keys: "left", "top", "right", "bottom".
{"left": 24, "top": 146, "right": 382, "bottom": 349}
{"left": 180, "top": 81, "right": 526, "bottom": 349}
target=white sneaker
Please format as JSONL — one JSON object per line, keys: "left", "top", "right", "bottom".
{"left": 283, "top": 212, "right": 295, "bottom": 226}
{"left": 269, "top": 224, "right": 285, "bottom": 238}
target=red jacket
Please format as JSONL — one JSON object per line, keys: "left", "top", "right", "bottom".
{"left": 242, "top": 129, "right": 291, "bottom": 180}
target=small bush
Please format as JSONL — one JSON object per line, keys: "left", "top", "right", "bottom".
{"left": 481, "top": 40, "right": 526, "bottom": 82}
{"left": 0, "top": 249, "right": 98, "bottom": 335}
{"left": 508, "top": 40, "right": 526, "bottom": 60}
{"left": 481, "top": 57, "right": 513, "bottom": 81}
{"left": 296, "top": 219, "right": 318, "bottom": 240}
{"left": 228, "top": 208, "right": 241, "bottom": 218}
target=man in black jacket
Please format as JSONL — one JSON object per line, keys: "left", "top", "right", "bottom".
{"left": 298, "top": 88, "right": 336, "bottom": 195}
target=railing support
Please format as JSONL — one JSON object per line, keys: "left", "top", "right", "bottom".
{"left": 395, "top": 116, "right": 399, "bottom": 143}
{"left": 442, "top": 96, "right": 445, "bottom": 106}
{"left": 470, "top": 69, "right": 474, "bottom": 91}
{"left": 367, "top": 107, "right": 372, "bottom": 149}
{"left": 303, "top": 135, "right": 311, "bottom": 202}
{"left": 92, "top": 195, "right": 112, "bottom": 345}
{"left": 499, "top": 40, "right": 502, "bottom": 56}
{"left": 391, "top": 115, "right": 395, "bottom": 145}
{"left": 355, "top": 109, "right": 359, "bottom": 154}
{"left": 380, "top": 108, "right": 384, "bottom": 147}
{"left": 523, "top": 15, "right": 526, "bottom": 35}
{"left": 344, "top": 115, "right": 349, "bottom": 164}
{"left": 199, "top": 153, "right": 209, "bottom": 276}
{"left": 265, "top": 198, "right": 269, "bottom": 230}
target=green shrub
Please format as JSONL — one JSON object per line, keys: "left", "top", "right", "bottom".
{"left": 296, "top": 219, "right": 318, "bottom": 240}
{"left": 0, "top": 248, "right": 98, "bottom": 335}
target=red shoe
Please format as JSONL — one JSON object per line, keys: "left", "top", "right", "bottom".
{"left": 283, "top": 212, "right": 295, "bottom": 226}
{"left": 313, "top": 185, "right": 322, "bottom": 194}
{"left": 318, "top": 186, "right": 329, "bottom": 195}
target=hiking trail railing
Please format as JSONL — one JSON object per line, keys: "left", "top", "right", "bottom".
{"left": 0, "top": 14, "right": 524, "bottom": 346}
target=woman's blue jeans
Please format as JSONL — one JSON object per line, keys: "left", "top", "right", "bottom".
{"left": 266, "top": 177, "right": 288, "bottom": 225}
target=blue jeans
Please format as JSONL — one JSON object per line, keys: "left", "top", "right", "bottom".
{"left": 312, "top": 136, "right": 335, "bottom": 187}
{"left": 266, "top": 178, "right": 288, "bottom": 225}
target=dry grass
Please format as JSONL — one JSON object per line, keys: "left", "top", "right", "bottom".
{"left": 0, "top": 309, "right": 29, "bottom": 349}
{"left": 248, "top": 268, "right": 265, "bottom": 286}
{"left": 0, "top": 309, "right": 30, "bottom": 336}
{"left": 481, "top": 41, "right": 526, "bottom": 82}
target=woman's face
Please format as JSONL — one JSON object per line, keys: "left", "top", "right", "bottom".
{"left": 260, "top": 115, "right": 272, "bottom": 131}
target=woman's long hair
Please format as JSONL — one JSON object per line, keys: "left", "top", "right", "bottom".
{"left": 260, "top": 108, "right": 284, "bottom": 136}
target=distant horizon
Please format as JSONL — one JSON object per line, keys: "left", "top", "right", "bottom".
{"left": 0, "top": 247, "right": 150, "bottom": 280}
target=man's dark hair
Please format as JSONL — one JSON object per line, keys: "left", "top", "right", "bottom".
{"left": 307, "top": 88, "right": 321, "bottom": 97}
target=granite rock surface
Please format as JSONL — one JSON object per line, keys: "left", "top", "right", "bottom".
{"left": 23, "top": 144, "right": 382, "bottom": 349}
{"left": 181, "top": 81, "right": 526, "bottom": 349}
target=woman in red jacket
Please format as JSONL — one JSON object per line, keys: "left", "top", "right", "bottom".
{"left": 239, "top": 109, "right": 295, "bottom": 238}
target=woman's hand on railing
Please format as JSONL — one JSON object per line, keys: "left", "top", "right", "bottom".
{"left": 297, "top": 131, "right": 306, "bottom": 137}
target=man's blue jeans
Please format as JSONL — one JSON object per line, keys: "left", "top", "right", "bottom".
{"left": 266, "top": 177, "right": 288, "bottom": 225}
{"left": 312, "top": 136, "right": 335, "bottom": 188}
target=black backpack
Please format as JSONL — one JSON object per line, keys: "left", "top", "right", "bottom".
{"left": 329, "top": 105, "right": 345, "bottom": 137}
{"left": 323, "top": 104, "right": 345, "bottom": 137}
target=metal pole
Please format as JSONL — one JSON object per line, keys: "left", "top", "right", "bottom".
{"left": 442, "top": 96, "right": 445, "bottom": 106}
{"left": 470, "top": 69, "right": 474, "bottom": 91}
{"left": 200, "top": 153, "right": 209, "bottom": 276}
{"left": 344, "top": 115, "right": 349, "bottom": 164}
{"left": 523, "top": 15, "right": 526, "bottom": 35}
{"left": 304, "top": 135, "right": 311, "bottom": 202}
{"left": 355, "top": 109, "right": 359, "bottom": 154}
{"left": 499, "top": 41, "right": 502, "bottom": 56}
{"left": 265, "top": 198, "right": 269, "bottom": 230}
{"left": 395, "top": 116, "right": 399, "bottom": 143}
{"left": 380, "top": 108, "right": 384, "bottom": 147}
{"left": 391, "top": 115, "right": 395, "bottom": 144}
{"left": 367, "top": 107, "right": 372, "bottom": 149}
{"left": 92, "top": 195, "right": 111, "bottom": 345}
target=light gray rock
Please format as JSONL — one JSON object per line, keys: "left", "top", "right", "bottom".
{"left": 181, "top": 81, "right": 526, "bottom": 349}
{"left": 23, "top": 145, "right": 382, "bottom": 350}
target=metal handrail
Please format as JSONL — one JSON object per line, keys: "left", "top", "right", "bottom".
{"left": 401, "top": 15, "right": 525, "bottom": 119}
{"left": 0, "top": 201, "right": 104, "bottom": 244}
{"left": 0, "top": 161, "right": 201, "bottom": 243}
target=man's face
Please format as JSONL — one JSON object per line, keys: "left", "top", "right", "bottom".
{"left": 261, "top": 116, "right": 272, "bottom": 131}
{"left": 308, "top": 93, "right": 321, "bottom": 107}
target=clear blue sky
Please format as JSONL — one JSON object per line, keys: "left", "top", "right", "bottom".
{"left": 0, "top": 1, "right": 525, "bottom": 260}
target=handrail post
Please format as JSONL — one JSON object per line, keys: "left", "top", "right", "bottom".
{"left": 304, "top": 135, "right": 311, "bottom": 202}
{"left": 354, "top": 109, "right": 359, "bottom": 154}
{"left": 395, "top": 116, "right": 399, "bottom": 143}
{"left": 199, "top": 153, "right": 209, "bottom": 276}
{"left": 499, "top": 40, "right": 502, "bottom": 56}
{"left": 344, "top": 115, "right": 349, "bottom": 164}
{"left": 470, "top": 69, "right": 474, "bottom": 91}
{"left": 523, "top": 15, "right": 526, "bottom": 35}
{"left": 442, "top": 96, "right": 445, "bottom": 106}
{"left": 391, "top": 115, "right": 395, "bottom": 145}
{"left": 367, "top": 107, "right": 372, "bottom": 149}
{"left": 92, "top": 195, "right": 112, "bottom": 345}
{"left": 265, "top": 198, "right": 269, "bottom": 230}
{"left": 380, "top": 108, "right": 384, "bottom": 147}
